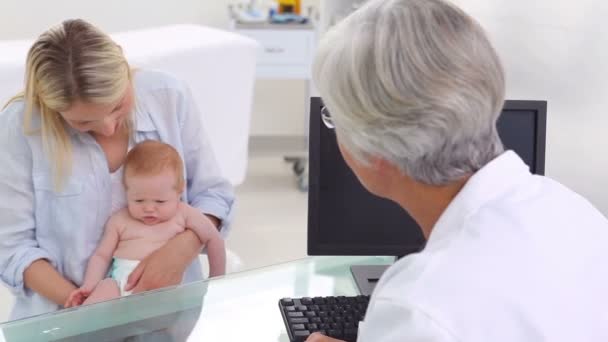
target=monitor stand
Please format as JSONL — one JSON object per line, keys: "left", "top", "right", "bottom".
{"left": 350, "top": 265, "right": 390, "bottom": 296}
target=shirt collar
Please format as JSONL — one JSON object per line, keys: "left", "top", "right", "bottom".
{"left": 426, "top": 151, "right": 533, "bottom": 248}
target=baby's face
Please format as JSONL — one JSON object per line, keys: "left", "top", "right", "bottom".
{"left": 125, "top": 170, "right": 181, "bottom": 225}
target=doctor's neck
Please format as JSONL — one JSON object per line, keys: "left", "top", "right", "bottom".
{"left": 389, "top": 175, "right": 471, "bottom": 239}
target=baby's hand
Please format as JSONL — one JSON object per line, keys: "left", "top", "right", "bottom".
{"left": 64, "top": 284, "right": 94, "bottom": 308}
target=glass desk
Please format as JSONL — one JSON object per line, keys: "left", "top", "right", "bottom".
{"left": 0, "top": 256, "right": 392, "bottom": 341}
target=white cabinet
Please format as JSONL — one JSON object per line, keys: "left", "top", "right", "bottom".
{"left": 233, "top": 23, "right": 318, "bottom": 191}
{"left": 234, "top": 24, "right": 316, "bottom": 80}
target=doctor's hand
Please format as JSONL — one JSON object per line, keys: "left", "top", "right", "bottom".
{"left": 305, "top": 333, "right": 346, "bottom": 342}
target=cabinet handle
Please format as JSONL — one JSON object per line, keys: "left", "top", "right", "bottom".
{"left": 264, "top": 47, "right": 285, "bottom": 54}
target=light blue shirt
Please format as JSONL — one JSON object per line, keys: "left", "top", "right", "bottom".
{"left": 0, "top": 70, "right": 235, "bottom": 320}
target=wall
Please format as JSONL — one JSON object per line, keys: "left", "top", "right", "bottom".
{"left": 452, "top": 0, "right": 608, "bottom": 213}
{"left": 0, "top": 1, "right": 228, "bottom": 39}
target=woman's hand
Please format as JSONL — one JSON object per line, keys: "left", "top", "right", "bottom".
{"left": 125, "top": 229, "right": 203, "bottom": 294}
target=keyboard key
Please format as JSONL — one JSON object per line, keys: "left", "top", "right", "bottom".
{"left": 310, "top": 317, "right": 322, "bottom": 324}
{"left": 345, "top": 328, "right": 358, "bottom": 339}
{"left": 319, "top": 311, "right": 329, "bottom": 317}
{"left": 329, "top": 330, "right": 344, "bottom": 338}
{"left": 345, "top": 328, "right": 358, "bottom": 335}
{"left": 307, "top": 323, "right": 319, "bottom": 330}
{"left": 290, "top": 318, "right": 309, "bottom": 324}
{"left": 296, "top": 306, "right": 308, "bottom": 312}
{"left": 301, "top": 297, "right": 313, "bottom": 305}
{"left": 322, "top": 317, "right": 333, "bottom": 324}
{"left": 293, "top": 330, "right": 310, "bottom": 342}
{"left": 344, "top": 322, "right": 355, "bottom": 329}
{"left": 291, "top": 324, "right": 306, "bottom": 330}
{"left": 281, "top": 298, "right": 294, "bottom": 306}
{"left": 305, "top": 311, "right": 317, "bottom": 317}
{"left": 336, "top": 296, "right": 348, "bottom": 304}
{"left": 330, "top": 323, "right": 343, "bottom": 330}
{"left": 327, "top": 297, "right": 337, "bottom": 304}
{"left": 288, "top": 312, "right": 304, "bottom": 318}
{"left": 285, "top": 306, "right": 296, "bottom": 312}
{"left": 313, "top": 297, "right": 326, "bottom": 305}
{"left": 310, "top": 305, "right": 320, "bottom": 311}
{"left": 320, "top": 323, "right": 331, "bottom": 330}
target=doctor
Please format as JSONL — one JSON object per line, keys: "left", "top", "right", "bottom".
{"left": 307, "top": 0, "right": 608, "bottom": 341}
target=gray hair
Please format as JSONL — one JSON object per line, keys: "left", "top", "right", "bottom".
{"left": 313, "top": 0, "right": 506, "bottom": 185}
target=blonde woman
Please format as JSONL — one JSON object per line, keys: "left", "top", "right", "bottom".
{"left": 0, "top": 19, "right": 234, "bottom": 320}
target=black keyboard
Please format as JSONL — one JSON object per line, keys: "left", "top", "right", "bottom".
{"left": 278, "top": 295, "right": 370, "bottom": 342}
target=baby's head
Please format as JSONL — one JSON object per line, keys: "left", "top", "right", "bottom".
{"left": 123, "top": 140, "right": 185, "bottom": 225}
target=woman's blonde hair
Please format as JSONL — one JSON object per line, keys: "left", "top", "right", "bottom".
{"left": 6, "top": 19, "right": 131, "bottom": 187}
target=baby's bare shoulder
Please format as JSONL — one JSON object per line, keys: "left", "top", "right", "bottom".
{"left": 109, "top": 210, "right": 145, "bottom": 232}
{"left": 107, "top": 209, "right": 130, "bottom": 228}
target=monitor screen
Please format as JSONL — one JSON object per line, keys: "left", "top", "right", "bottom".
{"left": 307, "top": 97, "right": 547, "bottom": 256}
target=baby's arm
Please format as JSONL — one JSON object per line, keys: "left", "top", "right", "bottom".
{"left": 65, "top": 215, "right": 122, "bottom": 307}
{"left": 82, "top": 217, "right": 121, "bottom": 288}
{"left": 182, "top": 204, "right": 226, "bottom": 277}
{"left": 80, "top": 216, "right": 122, "bottom": 288}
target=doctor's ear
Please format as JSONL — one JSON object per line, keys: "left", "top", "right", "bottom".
{"left": 372, "top": 157, "right": 403, "bottom": 178}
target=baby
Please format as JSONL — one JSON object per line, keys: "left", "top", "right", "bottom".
{"left": 65, "top": 140, "right": 226, "bottom": 307}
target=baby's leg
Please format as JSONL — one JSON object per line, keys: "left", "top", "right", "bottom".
{"left": 83, "top": 278, "right": 121, "bottom": 305}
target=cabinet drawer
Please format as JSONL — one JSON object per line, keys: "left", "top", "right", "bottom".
{"left": 238, "top": 30, "right": 313, "bottom": 66}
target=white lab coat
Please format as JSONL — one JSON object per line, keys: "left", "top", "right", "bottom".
{"left": 359, "top": 151, "right": 608, "bottom": 342}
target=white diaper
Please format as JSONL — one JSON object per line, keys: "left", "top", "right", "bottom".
{"left": 108, "top": 258, "right": 140, "bottom": 296}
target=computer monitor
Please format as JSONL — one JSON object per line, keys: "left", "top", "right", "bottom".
{"left": 307, "top": 97, "right": 547, "bottom": 294}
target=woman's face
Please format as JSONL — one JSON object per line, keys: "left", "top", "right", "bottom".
{"left": 60, "top": 83, "right": 135, "bottom": 137}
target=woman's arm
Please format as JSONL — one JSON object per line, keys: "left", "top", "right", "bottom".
{"left": 24, "top": 260, "right": 77, "bottom": 306}
{"left": 176, "top": 80, "right": 235, "bottom": 237}
{"left": 24, "top": 259, "right": 76, "bottom": 306}
{"left": 0, "top": 102, "right": 71, "bottom": 304}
